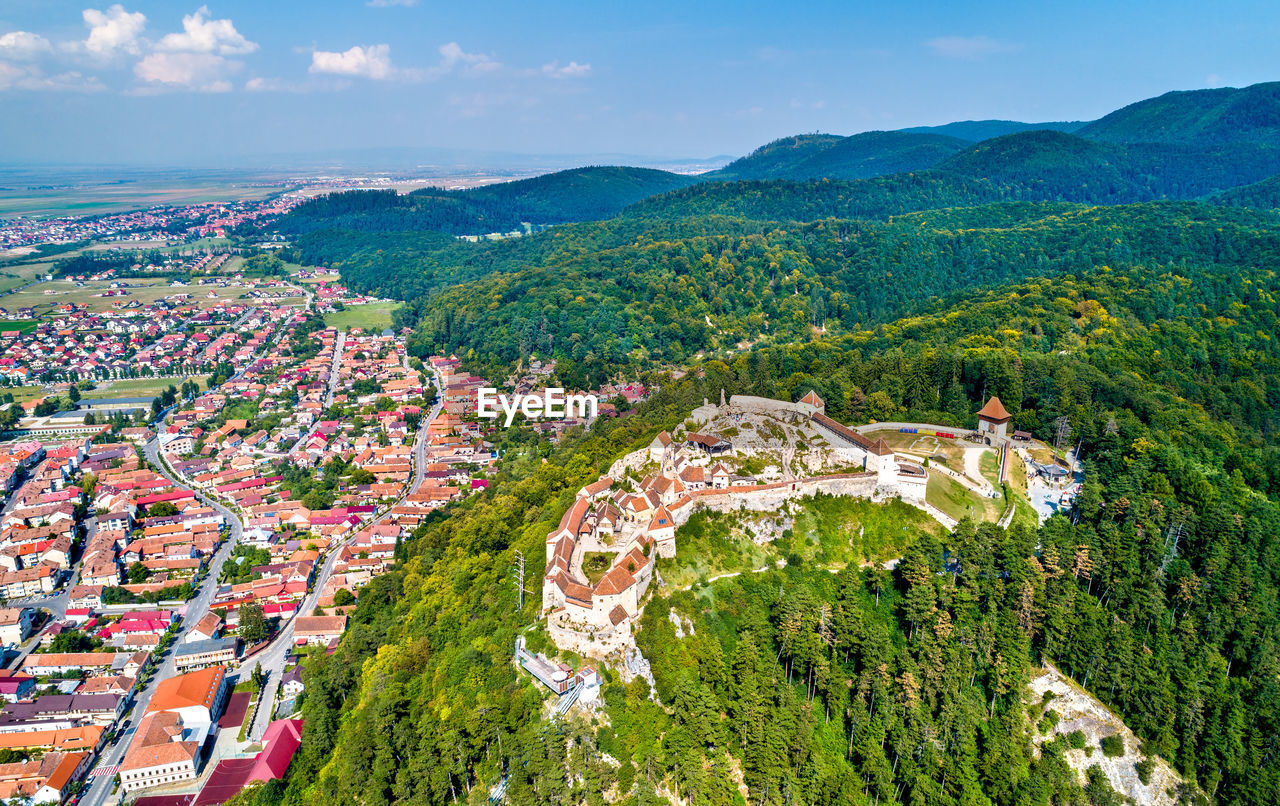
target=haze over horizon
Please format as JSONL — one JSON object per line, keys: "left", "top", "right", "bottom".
{"left": 1, "top": 0, "right": 1279, "bottom": 166}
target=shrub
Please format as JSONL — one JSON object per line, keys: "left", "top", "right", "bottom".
{"left": 1038, "top": 709, "right": 1059, "bottom": 734}
{"left": 1067, "top": 730, "right": 1087, "bottom": 749}
{"left": 1135, "top": 757, "right": 1153, "bottom": 785}
{"left": 1101, "top": 734, "right": 1125, "bottom": 757}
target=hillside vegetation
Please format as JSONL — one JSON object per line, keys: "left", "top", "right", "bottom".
{"left": 277, "top": 166, "right": 699, "bottom": 236}
{"left": 1078, "top": 81, "right": 1280, "bottom": 145}
{"left": 273, "top": 252, "right": 1280, "bottom": 806}
{"left": 242, "top": 81, "right": 1280, "bottom": 806}
{"left": 706, "top": 131, "right": 969, "bottom": 181}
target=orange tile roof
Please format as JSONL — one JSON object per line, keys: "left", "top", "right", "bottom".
{"left": 977, "top": 396, "right": 1012, "bottom": 421}
{"left": 147, "top": 665, "right": 224, "bottom": 715}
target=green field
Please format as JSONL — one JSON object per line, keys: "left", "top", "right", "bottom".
{"left": 0, "top": 181, "right": 280, "bottom": 219}
{"left": 3, "top": 386, "right": 47, "bottom": 404}
{"left": 81, "top": 376, "right": 211, "bottom": 400}
{"left": 323, "top": 301, "right": 399, "bottom": 331}
{"left": 0, "top": 320, "right": 39, "bottom": 334}
{"left": 295, "top": 271, "right": 343, "bottom": 285}
{"left": 0, "top": 259, "right": 60, "bottom": 294}
{"left": 926, "top": 470, "right": 1002, "bottom": 523}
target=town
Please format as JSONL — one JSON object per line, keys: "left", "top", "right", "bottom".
{"left": 0, "top": 251, "right": 547, "bottom": 805}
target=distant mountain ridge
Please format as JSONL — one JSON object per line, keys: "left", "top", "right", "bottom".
{"left": 275, "top": 81, "right": 1280, "bottom": 236}
{"left": 901, "top": 119, "right": 1087, "bottom": 141}
{"left": 1077, "top": 81, "right": 1280, "bottom": 144}
{"left": 277, "top": 165, "right": 698, "bottom": 236}
{"left": 706, "top": 131, "right": 970, "bottom": 182}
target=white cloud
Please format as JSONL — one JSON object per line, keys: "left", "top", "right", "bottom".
{"left": 134, "top": 51, "right": 234, "bottom": 91}
{"left": 0, "top": 60, "right": 105, "bottom": 91}
{"left": 156, "top": 5, "right": 256, "bottom": 55}
{"left": 0, "top": 31, "right": 53, "bottom": 60}
{"left": 541, "top": 60, "right": 590, "bottom": 79}
{"left": 435, "top": 41, "right": 499, "bottom": 75}
{"left": 244, "top": 75, "right": 314, "bottom": 92}
{"left": 926, "top": 35, "right": 1020, "bottom": 60}
{"left": 82, "top": 4, "right": 147, "bottom": 57}
{"left": 309, "top": 44, "right": 398, "bottom": 79}
{"left": 367, "top": 0, "right": 417, "bottom": 6}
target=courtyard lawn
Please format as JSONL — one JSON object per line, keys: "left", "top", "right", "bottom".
{"left": 980, "top": 450, "right": 1002, "bottom": 488}
{"left": 926, "top": 470, "right": 1002, "bottom": 524}
{"left": 865, "top": 427, "right": 966, "bottom": 469}
{"left": 324, "top": 301, "right": 399, "bottom": 332}
{"left": 581, "top": 552, "right": 615, "bottom": 586}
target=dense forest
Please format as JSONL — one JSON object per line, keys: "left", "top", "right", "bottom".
{"left": 704, "top": 131, "right": 970, "bottom": 182}
{"left": 230, "top": 81, "right": 1280, "bottom": 806}
{"left": 252, "top": 258, "right": 1280, "bottom": 805}
{"left": 314, "top": 201, "right": 1280, "bottom": 405}
{"left": 275, "top": 167, "right": 698, "bottom": 237}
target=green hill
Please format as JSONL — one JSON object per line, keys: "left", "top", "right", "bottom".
{"left": 1078, "top": 81, "right": 1280, "bottom": 145}
{"left": 630, "top": 130, "right": 1280, "bottom": 223}
{"left": 1213, "top": 173, "right": 1280, "bottom": 209}
{"left": 706, "top": 131, "right": 967, "bottom": 181}
{"left": 260, "top": 78, "right": 1280, "bottom": 806}
{"left": 281, "top": 200, "right": 1280, "bottom": 806}
{"left": 902, "top": 118, "right": 1087, "bottom": 140}
{"left": 276, "top": 165, "right": 699, "bottom": 236}
{"left": 787, "top": 130, "right": 969, "bottom": 179}
{"left": 306, "top": 201, "right": 1280, "bottom": 386}
{"left": 702, "top": 134, "right": 846, "bottom": 180}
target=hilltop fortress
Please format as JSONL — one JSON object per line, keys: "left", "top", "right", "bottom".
{"left": 543, "top": 391, "right": 935, "bottom": 657}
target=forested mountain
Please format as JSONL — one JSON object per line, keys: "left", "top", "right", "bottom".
{"left": 703, "top": 134, "right": 845, "bottom": 180}
{"left": 1078, "top": 81, "right": 1280, "bottom": 144}
{"left": 359, "top": 202, "right": 1280, "bottom": 430}
{"left": 271, "top": 83, "right": 1280, "bottom": 242}
{"left": 902, "top": 118, "right": 1087, "bottom": 140}
{"left": 275, "top": 166, "right": 698, "bottom": 236}
{"left": 706, "top": 131, "right": 969, "bottom": 181}
{"left": 244, "top": 80, "right": 1280, "bottom": 806}
{"left": 1213, "top": 173, "right": 1280, "bottom": 209}
{"left": 274, "top": 234, "right": 1280, "bottom": 806}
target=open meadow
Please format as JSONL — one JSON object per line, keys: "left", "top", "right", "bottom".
{"left": 324, "top": 301, "right": 399, "bottom": 331}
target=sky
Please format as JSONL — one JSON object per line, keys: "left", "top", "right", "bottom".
{"left": 0, "top": 0, "right": 1278, "bottom": 166}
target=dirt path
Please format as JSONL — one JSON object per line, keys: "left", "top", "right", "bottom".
{"left": 962, "top": 445, "right": 995, "bottom": 493}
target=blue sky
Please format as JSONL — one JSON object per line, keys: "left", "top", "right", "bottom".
{"left": 1, "top": 0, "right": 1278, "bottom": 165}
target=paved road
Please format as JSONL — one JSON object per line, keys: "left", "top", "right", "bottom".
{"left": 78, "top": 439, "right": 245, "bottom": 806}
{"left": 76, "top": 299, "right": 313, "bottom": 806}
{"left": 284, "top": 328, "right": 345, "bottom": 456}
{"left": 237, "top": 363, "right": 443, "bottom": 741}
{"left": 8, "top": 512, "right": 95, "bottom": 622}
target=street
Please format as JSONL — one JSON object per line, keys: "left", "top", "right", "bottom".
{"left": 235, "top": 359, "right": 443, "bottom": 741}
